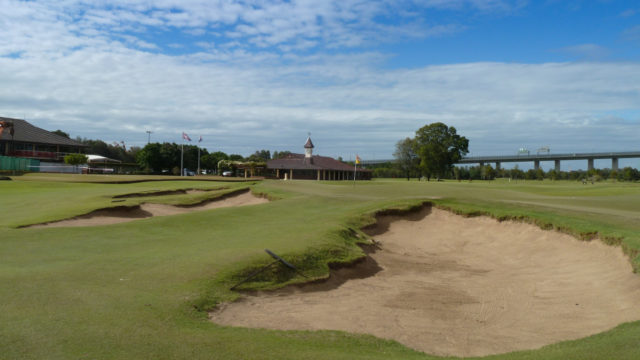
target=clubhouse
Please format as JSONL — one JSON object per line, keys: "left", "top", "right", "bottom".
{"left": 0, "top": 117, "right": 86, "bottom": 161}
{"left": 266, "top": 137, "right": 371, "bottom": 180}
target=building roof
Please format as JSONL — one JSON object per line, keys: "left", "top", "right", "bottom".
{"left": 304, "top": 137, "right": 314, "bottom": 149}
{"left": 0, "top": 117, "right": 85, "bottom": 147}
{"left": 267, "top": 153, "right": 370, "bottom": 172}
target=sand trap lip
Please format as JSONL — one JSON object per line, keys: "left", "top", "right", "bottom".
{"left": 27, "top": 189, "right": 269, "bottom": 228}
{"left": 112, "top": 187, "right": 225, "bottom": 199}
{"left": 210, "top": 205, "right": 640, "bottom": 357}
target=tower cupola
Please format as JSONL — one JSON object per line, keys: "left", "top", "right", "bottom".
{"left": 304, "top": 136, "right": 314, "bottom": 159}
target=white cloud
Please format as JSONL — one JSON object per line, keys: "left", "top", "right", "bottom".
{"left": 556, "top": 43, "right": 610, "bottom": 60}
{"left": 0, "top": 0, "right": 638, "bottom": 159}
{"left": 2, "top": 42, "right": 639, "bottom": 156}
{"left": 1, "top": 0, "right": 501, "bottom": 54}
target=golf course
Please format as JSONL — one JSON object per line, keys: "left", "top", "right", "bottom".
{"left": 2, "top": 173, "right": 640, "bottom": 359}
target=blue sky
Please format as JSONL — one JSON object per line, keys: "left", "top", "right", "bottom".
{"left": 1, "top": 0, "right": 639, "bottom": 169}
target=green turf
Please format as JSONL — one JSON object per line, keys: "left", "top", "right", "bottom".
{"left": 1, "top": 175, "right": 640, "bottom": 359}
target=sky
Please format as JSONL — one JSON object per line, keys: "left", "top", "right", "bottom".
{"left": 1, "top": 0, "right": 640, "bottom": 168}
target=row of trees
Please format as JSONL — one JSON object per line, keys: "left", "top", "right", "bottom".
{"left": 366, "top": 161, "right": 640, "bottom": 182}
{"left": 135, "top": 143, "right": 292, "bottom": 175}
{"left": 54, "top": 129, "right": 295, "bottom": 175}
{"left": 370, "top": 161, "right": 640, "bottom": 182}
{"left": 462, "top": 165, "right": 640, "bottom": 182}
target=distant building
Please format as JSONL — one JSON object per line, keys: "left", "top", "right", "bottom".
{"left": 0, "top": 117, "right": 86, "bottom": 161}
{"left": 266, "top": 136, "right": 371, "bottom": 180}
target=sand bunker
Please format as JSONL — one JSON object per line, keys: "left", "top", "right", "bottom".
{"left": 210, "top": 207, "right": 640, "bottom": 357}
{"left": 30, "top": 190, "right": 268, "bottom": 228}
{"left": 112, "top": 188, "right": 222, "bottom": 199}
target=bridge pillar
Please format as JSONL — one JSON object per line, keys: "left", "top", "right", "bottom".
{"left": 495, "top": 162, "right": 501, "bottom": 171}
{"left": 534, "top": 160, "right": 540, "bottom": 171}
{"left": 588, "top": 158, "right": 594, "bottom": 171}
{"left": 612, "top": 158, "right": 619, "bottom": 172}
{"left": 479, "top": 162, "right": 484, "bottom": 167}
{"left": 554, "top": 159, "right": 560, "bottom": 172}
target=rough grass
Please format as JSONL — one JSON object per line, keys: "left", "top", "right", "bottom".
{"left": 1, "top": 175, "right": 640, "bottom": 359}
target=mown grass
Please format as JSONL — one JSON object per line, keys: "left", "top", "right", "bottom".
{"left": 0, "top": 177, "right": 256, "bottom": 228}
{"left": 1, "top": 175, "right": 640, "bottom": 359}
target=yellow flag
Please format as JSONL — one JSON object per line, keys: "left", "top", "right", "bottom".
{"left": 355, "top": 155, "right": 361, "bottom": 164}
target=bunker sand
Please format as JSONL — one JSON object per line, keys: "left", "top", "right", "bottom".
{"left": 30, "top": 191, "right": 268, "bottom": 228}
{"left": 211, "top": 207, "right": 640, "bottom": 357}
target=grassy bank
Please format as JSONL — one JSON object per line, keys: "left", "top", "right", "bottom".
{"left": 1, "top": 176, "right": 640, "bottom": 359}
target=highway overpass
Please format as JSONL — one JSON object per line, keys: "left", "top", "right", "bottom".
{"left": 361, "top": 151, "right": 640, "bottom": 171}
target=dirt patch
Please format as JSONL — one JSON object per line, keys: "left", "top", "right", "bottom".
{"left": 28, "top": 190, "right": 269, "bottom": 228}
{"left": 210, "top": 207, "right": 640, "bottom": 357}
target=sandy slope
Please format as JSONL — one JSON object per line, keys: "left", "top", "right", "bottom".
{"left": 210, "top": 207, "right": 640, "bottom": 357}
{"left": 30, "top": 191, "right": 268, "bottom": 228}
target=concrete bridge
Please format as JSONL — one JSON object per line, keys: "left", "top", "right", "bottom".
{"left": 361, "top": 151, "right": 640, "bottom": 171}
{"left": 459, "top": 151, "right": 640, "bottom": 171}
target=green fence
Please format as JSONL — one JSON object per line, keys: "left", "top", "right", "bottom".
{"left": 0, "top": 156, "right": 40, "bottom": 172}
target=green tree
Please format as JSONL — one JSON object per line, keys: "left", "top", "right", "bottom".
{"left": 160, "top": 143, "right": 181, "bottom": 170}
{"left": 182, "top": 144, "right": 204, "bottom": 170}
{"left": 468, "top": 166, "right": 481, "bottom": 180}
{"left": 201, "top": 151, "right": 228, "bottom": 174}
{"left": 136, "top": 142, "right": 187, "bottom": 173}
{"left": 52, "top": 129, "right": 70, "bottom": 138}
{"left": 525, "top": 169, "right": 536, "bottom": 180}
{"left": 64, "top": 153, "right": 88, "bottom": 172}
{"left": 453, "top": 166, "right": 461, "bottom": 181}
{"left": 393, "top": 137, "right": 419, "bottom": 181}
{"left": 136, "top": 143, "right": 164, "bottom": 173}
{"left": 510, "top": 165, "right": 524, "bottom": 180}
{"left": 414, "top": 123, "right": 469, "bottom": 180}
{"left": 247, "top": 150, "right": 270, "bottom": 162}
{"left": 481, "top": 164, "right": 495, "bottom": 180}
{"left": 272, "top": 150, "right": 292, "bottom": 159}
{"left": 622, "top": 167, "right": 639, "bottom": 181}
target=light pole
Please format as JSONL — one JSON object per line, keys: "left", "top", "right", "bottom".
{"left": 146, "top": 130, "right": 152, "bottom": 144}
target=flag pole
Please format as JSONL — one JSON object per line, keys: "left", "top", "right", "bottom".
{"left": 197, "top": 146, "right": 200, "bottom": 176}
{"left": 181, "top": 141, "right": 184, "bottom": 177}
{"left": 353, "top": 156, "right": 357, "bottom": 186}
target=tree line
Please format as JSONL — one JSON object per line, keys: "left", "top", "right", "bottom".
{"left": 58, "top": 131, "right": 293, "bottom": 175}
{"left": 388, "top": 123, "right": 640, "bottom": 182}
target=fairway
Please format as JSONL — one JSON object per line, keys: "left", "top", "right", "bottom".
{"left": 2, "top": 174, "right": 640, "bottom": 360}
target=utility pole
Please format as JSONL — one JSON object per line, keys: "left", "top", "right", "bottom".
{"left": 146, "top": 130, "right": 152, "bottom": 144}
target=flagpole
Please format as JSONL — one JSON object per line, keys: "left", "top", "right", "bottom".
{"left": 197, "top": 146, "right": 200, "bottom": 176}
{"left": 181, "top": 141, "right": 184, "bottom": 177}
{"left": 353, "top": 157, "right": 357, "bottom": 185}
